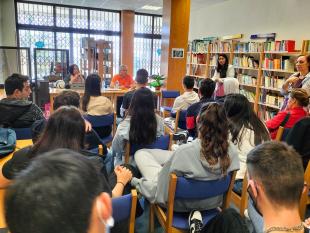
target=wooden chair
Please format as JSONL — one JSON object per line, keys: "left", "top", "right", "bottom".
{"left": 300, "top": 161, "right": 310, "bottom": 220}
{"left": 160, "top": 90, "right": 180, "bottom": 117}
{"left": 230, "top": 172, "right": 248, "bottom": 217}
{"left": 112, "top": 189, "right": 138, "bottom": 233}
{"left": 124, "top": 134, "right": 173, "bottom": 164}
{"left": 149, "top": 171, "right": 237, "bottom": 233}
{"left": 275, "top": 126, "right": 285, "bottom": 141}
{"left": 165, "top": 110, "right": 187, "bottom": 134}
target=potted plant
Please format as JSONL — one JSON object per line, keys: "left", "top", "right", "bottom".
{"left": 149, "top": 74, "right": 166, "bottom": 91}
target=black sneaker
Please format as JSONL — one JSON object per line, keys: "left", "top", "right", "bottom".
{"left": 189, "top": 210, "right": 203, "bottom": 233}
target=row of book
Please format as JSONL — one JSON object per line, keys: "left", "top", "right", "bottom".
{"left": 234, "top": 42, "right": 263, "bottom": 53}
{"left": 191, "top": 39, "right": 210, "bottom": 53}
{"left": 260, "top": 92, "right": 284, "bottom": 108}
{"left": 237, "top": 74, "right": 257, "bottom": 85}
{"left": 210, "top": 41, "right": 231, "bottom": 53}
{"left": 191, "top": 53, "right": 207, "bottom": 64}
{"left": 260, "top": 109, "right": 278, "bottom": 121}
{"left": 240, "top": 89, "right": 255, "bottom": 102}
{"left": 263, "top": 40, "right": 295, "bottom": 52}
{"left": 261, "top": 76, "right": 285, "bottom": 89}
{"left": 233, "top": 55, "right": 259, "bottom": 68}
{"left": 262, "top": 56, "right": 294, "bottom": 71}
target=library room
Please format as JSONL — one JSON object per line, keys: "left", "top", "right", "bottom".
{"left": 0, "top": 0, "right": 310, "bottom": 233}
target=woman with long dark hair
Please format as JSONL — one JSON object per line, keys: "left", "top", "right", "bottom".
{"left": 0, "top": 106, "right": 132, "bottom": 197}
{"left": 112, "top": 88, "right": 164, "bottom": 165}
{"left": 64, "top": 64, "right": 84, "bottom": 86}
{"left": 82, "top": 74, "right": 113, "bottom": 138}
{"left": 212, "top": 54, "right": 235, "bottom": 98}
{"left": 224, "top": 94, "right": 270, "bottom": 193}
{"left": 132, "top": 103, "right": 239, "bottom": 211}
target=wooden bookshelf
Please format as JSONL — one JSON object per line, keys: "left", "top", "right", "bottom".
{"left": 187, "top": 39, "right": 309, "bottom": 120}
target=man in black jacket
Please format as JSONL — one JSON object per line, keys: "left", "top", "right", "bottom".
{"left": 0, "top": 73, "right": 44, "bottom": 128}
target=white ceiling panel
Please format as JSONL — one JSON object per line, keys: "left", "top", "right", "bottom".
{"left": 22, "top": 0, "right": 229, "bottom": 14}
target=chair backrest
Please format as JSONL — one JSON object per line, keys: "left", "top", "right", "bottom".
{"left": 13, "top": 128, "right": 32, "bottom": 140}
{"left": 130, "top": 134, "right": 171, "bottom": 155}
{"left": 84, "top": 113, "right": 114, "bottom": 128}
{"left": 175, "top": 110, "right": 187, "bottom": 131}
{"left": 161, "top": 90, "right": 180, "bottom": 99}
{"left": 174, "top": 173, "right": 233, "bottom": 200}
{"left": 112, "top": 190, "right": 137, "bottom": 233}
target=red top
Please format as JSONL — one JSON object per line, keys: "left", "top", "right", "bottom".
{"left": 266, "top": 106, "right": 308, "bottom": 139}
{"left": 110, "top": 74, "right": 134, "bottom": 89}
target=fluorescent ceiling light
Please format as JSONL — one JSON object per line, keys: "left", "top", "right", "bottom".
{"left": 141, "top": 5, "right": 162, "bottom": 11}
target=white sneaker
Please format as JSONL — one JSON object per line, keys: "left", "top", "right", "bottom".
{"left": 189, "top": 210, "right": 203, "bottom": 233}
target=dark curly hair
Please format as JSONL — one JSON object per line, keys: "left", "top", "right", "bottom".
{"left": 197, "top": 102, "right": 230, "bottom": 175}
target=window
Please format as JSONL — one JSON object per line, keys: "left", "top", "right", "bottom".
{"left": 134, "top": 13, "right": 162, "bottom": 75}
{"left": 16, "top": 1, "right": 121, "bottom": 80}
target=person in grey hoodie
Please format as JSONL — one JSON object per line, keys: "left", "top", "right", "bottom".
{"left": 132, "top": 102, "right": 240, "bottom": 212}
{"left": 171, "top": 76, "right": 199, "bottom": 113}
{"left": 0, "top": 74, "right": 44, "bottom": 128}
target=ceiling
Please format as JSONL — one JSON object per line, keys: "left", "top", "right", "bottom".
{"left": 23, "top": 0, "right": 228, "bottom": 14}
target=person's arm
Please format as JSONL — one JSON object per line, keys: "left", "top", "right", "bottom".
{"left": 265, "top": 111, "right": 287, "bottom": 131}
{"left": 282, "top": 74, "right": 299, "bottom": 93}
{"left": 110, "top": 76, "right": 117, "bottom": 88}
{"left": 112, "top": 166, "right": 132, "bottom": 197}
{"left": 31, "top": 104, "right": 44, "bottom": 121}
{"left": 186, "top": 107, "right": 196, "bottom": 137}
{"left": 171, "top": 96, "right": 182, "bottom": 112}
{"left": 302, "top": 77, "right": 310, "bottom": 96}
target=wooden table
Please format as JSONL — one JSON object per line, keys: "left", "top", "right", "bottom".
{"left": 0, "top": 139, "right": 33, "bottom": 228}
{"left": 49, "top": 88, "right": 128, "bottom": 112}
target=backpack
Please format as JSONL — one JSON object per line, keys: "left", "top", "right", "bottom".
{"left": 0, "top": 128, "right": 16, "bottom": 158}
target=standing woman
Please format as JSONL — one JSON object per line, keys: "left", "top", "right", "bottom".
{"left": 64, "top": 64, "right": 84, "bottom": 87}
{"left": 82, "top": 74, "right": 113, "bottom": 138}
{"left": 224, "top": 94, "right": 270, "bottom": 193}
{"left": 212, "top": 54, "right": 235, "bottom": 99}
{"left": 281, "top": 55, "right": 310, "bottom": 109}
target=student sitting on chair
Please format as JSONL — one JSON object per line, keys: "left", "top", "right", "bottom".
{"left": 5, "top": 149, "right": 115, "bottom": 233}
{"left": 0, "top": 107, "right": 132, "bottom": 198}
{"left": 171, "top": 75, "right": 199, "bottom": 113}
{"left": 112, "top": 88, "right": 164, "bottom": 165}
{"left": 186, "top": 78, "right": 216, "bottom": 138}
{"left": 266, "top": 88, "right": 309, "bottom": 140}
{"left": 132, "top": 102, "right": 239, "bottom": 212}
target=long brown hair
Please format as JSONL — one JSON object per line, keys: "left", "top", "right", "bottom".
{"left": 198, "top": 102, "right": 230, "bottom": 174}
{"left": 31, "top": 106, "right": 85, "bottom": 157}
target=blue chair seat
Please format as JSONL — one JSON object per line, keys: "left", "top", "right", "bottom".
{"left": 161, "top": 106, "right": 172, "bottom": 112}
{"left": 172, "top": 208, "right": 219, "bottom": 229}
{"left": 101, "top": 135, "right": 113, "bottom": 145}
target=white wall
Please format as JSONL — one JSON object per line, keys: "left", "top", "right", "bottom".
{"left": 189, "top": 0, "right": 310, "bottom": 48}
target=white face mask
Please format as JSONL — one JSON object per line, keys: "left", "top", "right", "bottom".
{"left": 96, "top": 200, "right": 114, "bottom": 233}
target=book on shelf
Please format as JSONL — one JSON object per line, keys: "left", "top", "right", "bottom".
{"left": 263, "top": 55, "right": 294, "bottom": 71}
{"left": 233, "top": 55, "right": 256, "bottom": 68}
{"left": 237, "top": 74, "right": 257, "bottom": 86}
{"left": 262, "top": 109, "right": 278, "bottom": 121}
{"left": 260, "top": 91, "right": 284, "bottom": 108}
{"left": 234, "top": 42, "right": 263, "bottom": 53}
{"left": 264, "top": 40, "right": 296, "bottom": 52}
{"left": 261, "top": 75, "right": 284, "bottom": 89}
{"left": 210, "top": 40, "right": 231, "bottom": 53}
{"left": 240, "top": 89, "right": 255, "bottom": 102}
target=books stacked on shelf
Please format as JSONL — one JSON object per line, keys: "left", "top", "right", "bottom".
{"left": 260, "top": 91, "right": 284, "bottom": 109}
{"left": 234, "top": 42, "right": 263, "bottom": 53}
{"left": 261, "top": 75, "right": 284, "bottom": 89}
{"left": 192, "top": 53, "right": 206, "bottom": 64}
{"left": 264, "top": 40, "right": 296, "bottom": 52}
{"left": 304, "top": 40, "right": 310, "bottom": 52}
{"left": 240, "top": 89, "right": 255, "bottom": 102}
{"left": 237, "top": 74, "right": 257, "bottom": 86}
{"left": 191, "top": 39, "right": 213, "bottom": 53}
{"left": 263, "top": 55, "right": 294, "bottom": 71}
{"left": 233, "top": 55, "right": 257, "bottom": 68}
{"left": 262, "top": 109, "right": 278, "bottom": 121}
{"left": 210, "top": 41, "right": 231, "bottom": 53}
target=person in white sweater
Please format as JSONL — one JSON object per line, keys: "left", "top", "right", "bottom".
{"left": 112, "top": 88, "right": 164, "bottom": 165}
{"left": 224, "top": 94, "right": 270, "bottom": 194}
{"left": 132, "top": 102, "right": 240, "bottom": 212}
{"left": 212, "top": 54, "right": 235, "bottom": 98}
{"left": 172, "top": 76, "right": 199, "bottom": 112}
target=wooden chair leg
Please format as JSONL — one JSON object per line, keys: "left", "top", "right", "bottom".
{"left": 149, "top": 204, "right": 155, "bottom": 233}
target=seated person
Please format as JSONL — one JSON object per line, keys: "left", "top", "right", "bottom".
{"left": 121, "top": 69, "right": 157, "bottom": 117}
{"left": 5, "top": 149, "right": 114, "bottom": 233}
{"left": 266, "top": 88, "right": 309, "bottom": 139}
{"left": 110, "top": 65, "right": 134, "bottom": 89}
{"left": 215, "top": 77, "right": 239, "bottom": 103}
{"left": 247, "top": 141, "right": 306, "bottom": 233}
{"left": 0, "top": 73, "right": 44, "bottom": 128}
{"left": 186, "top": 78, "right": 216, "bottom": 138}
{"left": 171, "top": 75, "right": 199, "bottom": 113}
{"left": 32, "top": 90, "right": 105, "bottom": 151}
{"left": 64, "top": 64, "right": 85, "bottom": 87}
{"left": 112, "top": 88, "right": 164, "bottom": 165}
{"left": 45, "top": 62, "right": 64, "bottom": 82}
{"left": 132, "top": 103, "right": 239, "bottom": 211}
{"left": 0, "top": 106, "right": 132, "bottom": 198}
{"left": 82, "top": 74, "right": 114, "bottom": 138}
{"left": 224, "top": 94, "right": 270, "bottom": 195}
